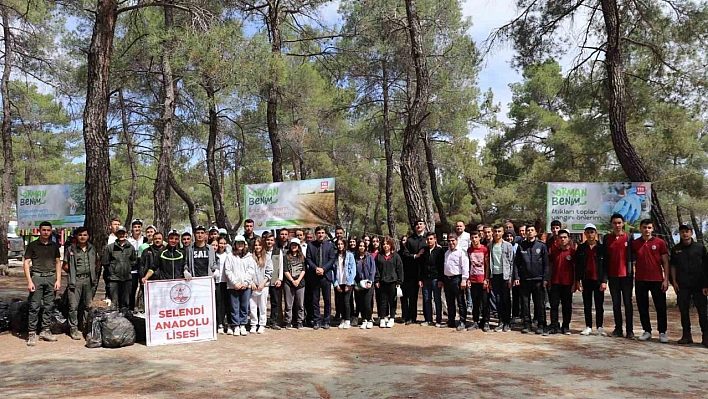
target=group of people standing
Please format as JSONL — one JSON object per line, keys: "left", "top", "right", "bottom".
{"left": 21, "top": 214, "right": 708, "bottom": 349}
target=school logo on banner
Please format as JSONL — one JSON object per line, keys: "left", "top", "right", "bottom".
{"left": 170, "top": 283, "right": 191, "bottom": 304}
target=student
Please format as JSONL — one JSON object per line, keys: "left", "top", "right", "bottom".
{"left": 102, "top": 225, "right": 137, "bottom": 312}
{"left": 466, "top": 231, "right": 490, "bottom": 331}
{"left": 354, "top": 239, "right": 377, "bottom": 329}
{"left": 375, "top": 237, "right": 403, "bottom": 328}
{"left": 243, "top": 219, "right": 259, "bottom": 251}
{"left": 127, "top": 219, "right": 146, "bottom": 310}
{"left": 306, "top": 226, "right": 336, "bottom": 330}
{"left": 138, "top": 225, "right": 156, "bottom": 257}
{"left": 575, "top": 223, "right": 607, "bottom": 337}
{"left": 144, "top": 230, "right": 185, "bottom": 282}
{"left": 225, "top": 235, "right": 255, "bottom": 336}
{"left": 208, "top": 226, "right": 220, "bottom": 244}
{"left": 64, "top": 227, "right": 98, "bottom": 340}
{"left": 545, "top": 220, "right": 563, "bottom": 253}
{"left": 24, "top": 221, "right": 62, "bottom": 346}
{"left": 419, "top": 232, "right": 444, "bottom": 327}
{"left": 548, "top": 229, "right": 576, "bottom": 335}
{"left": 506, "top": 230, "right": 522, "bottom": 324}
{"left": 482, "top": 225, "right": 493, "bottom": 246}
{"left": 401, "top": 219, "right": 427, "bottom": 325}
{"left": 268, "top": 229, "right": 287, "bottom": 330}
{"left": 671, "top": 224, "right": 708, "bottom": 347}
{"left": 334, "top": 239, "right": 356, "bottom": 329}
{"left": 213, "top": 237, "right": 230, "bottom": 334}
{"left": 283, "top": 238, "right": 307, "bottom": 329}
{"left": 442, "top": 234, "right": 469, "bottom": 331}
{"left": 604, "top": 213, "right": 635, "bottom": 339}
{"left": 488, "top": 225, "right": 514, "bottom": 332}
{"left": 249, "top": 238, "right": 273, "bottom": 334}
{"left": 370, "top": 236, "right": 381, "bottom": 257}
{"left": 513, "top": 225, "right": 549, "bottom": 335}
{"left": 633, "top": 219, "right": 670, "bottom": 343}
{"left": 184, "top": 225, "right": 216, "bottom": 279}
{"left": 348, "top": 237, "right": 358, "bottom": 253}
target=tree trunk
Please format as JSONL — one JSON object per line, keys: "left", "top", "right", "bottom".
{"left": 118, "top": 89, "right": 137, "bottom": 226}
{"left": 153, "top": 5, "right": 176, "bottom": 233}
{"left": 0, "top": 8, "right": 14, "bottom": 266}
{"left": 689, "top": 208, "right": 703, "bottom": 242}
{"left": 600, "top": 0, "right": 672, "bottom": 247}
{"left": 204, "top": 81, "right": 233, "bottom": 233}
{"left": 465, "top": 177, "right": 486, "bottom": 224}
{"left": 373, "top": 174, "right": 384, "bottom": 236}
{"left": 362, "top": 201, "right": 371, "bottom": 236}
{"left": 169, "top": 172, "right": 197, "bottom": 232}
{"left": 400, "top": 0, "right": 432, "bottom": 232}
{"left": 266, "top": 2, "right": 283, "bottom": 182}
{"left": 675, "top": 205, "right": 682, "bottom": 227}
{"left": 83, "top": 0, "right": 118, "bottom": 255}
{"left": 417, "top": 141, "right": 435, "bottom": 229}
{"left": 422, "top": 133, "right": 449, "bottom": 230}
{"left": 381, "top": 59, "right": 397, "bottom": 239}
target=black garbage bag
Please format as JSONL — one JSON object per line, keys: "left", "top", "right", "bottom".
{"left": 0, "top": 300, "right": 9, "bottom": 332}
{"left": 101, "top": 311, "right": 136, "bottom": 348}
{"left": 125, "top": 312, "right": 146, "bottom": 344}
{"left": 9, "top": 300, "right": 29, "bottom": 333}
{"left": 85, "top": 307, "right": 107, "bottom": 348}
{"left": 49, "top": 309, "right": 68, "bottom": 335}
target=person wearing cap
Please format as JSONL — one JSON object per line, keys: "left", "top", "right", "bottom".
{"left": 208, "top": 226, "right": 220, "bottom": 243}
{"left": 184, "top": 225, "right": 216, "bottom": 279}
{"left": 575, "top": 223, "right": 608, "bottom": 337}
{"left": 243, "top": 219, "right": 259, "bottom": 251}
{"left": 671, "top": 224, "right": 708, "bottom": 347}
{"left": 144, "top": 230, "right": 185, "bottom": 281}
{"left": 224, "top": 235, "right": 255, "bottom": 336}
{"left": 400, "top": 218, "right": 427, "bottom": 325}
{"left": 632, "top": 218, "right": 670, "bottom": 343}
{"left": 127, "top": 219, "right": 146, "bottom": 310}
{"left": 513, "top": 224, "right": 549, "bottom": 335}
{"left": 604, "top": 213, "right": 635, "bottom": 339}
{"left": 306, "top": 226, "right": 336, "bottom": 330}
{"left": 283, "top": 238, "right": 307, "bottom": 329}
{"left": 138, "top": 225, "right": 156, "bottom": 257}
{"left": 419, "top": 232, "right": 444, "bottom": 327}
{"left": 547, "top": 229, "right": 576, "bottom": 335}
{"left": 488, "top": 225, "right": 514, "bottom": 332}
{"left": 181, "top": 231, "right": 192, "bottom": 249}
{"left": 102, "top": 225, "right": 137, "bottom": 312}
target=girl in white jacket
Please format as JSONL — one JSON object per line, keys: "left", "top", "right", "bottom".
{"left": 225, "top": 235, "right": 255, "bottom": 336}
{"left": 249, "top": 238, "right": 273, "bottom": 334}
{"left": 213, "top": 238, "right": 230, "bottom": 334}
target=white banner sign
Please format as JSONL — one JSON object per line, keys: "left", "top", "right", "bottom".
{"left": 144, "top": 277, "right": 216, "bottom": 346}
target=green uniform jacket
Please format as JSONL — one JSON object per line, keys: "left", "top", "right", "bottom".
{"left": 102, "top": 241, "right": 137, "bottom": 282}
{"left": 66, "top": 243, "right": 98, "bottom": 287}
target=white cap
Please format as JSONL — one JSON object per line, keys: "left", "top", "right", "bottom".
{"left": 233, "top": 234, "right": 246, "bottom": 243}
{"left": 583, "top": 223, "right": 597, "bottom": 231}
{"left": 289, "top": 238, "right": 301, "bottom": 246}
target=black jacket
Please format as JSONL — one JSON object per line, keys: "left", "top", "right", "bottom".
{"left": 670, "top": 240, "right": 708, "bottom": 289}
{"left": 418, "top": 245, "right": 444, "bottom": 281}
{"left": 141, "top": 244, "right": 164, "bottom": 279}
{"left": 513, "top": 239, "right": 549, "bottom": 282}
{"left": 375, "top": 253, "right": 403, "bottom": 285}
{"left": 401, "top": 233, "right": 426, "bottom": 282}
{"left": 575, "top": 242, "right": 607, "bottom": 283}
{"left": 153, "top": 245, "right": 186, "bottom": 280}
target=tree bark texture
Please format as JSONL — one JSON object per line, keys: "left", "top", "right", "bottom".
{"left": 422, "top": 133, "right": 448, "bottom": 231}
{"left": 381, "top": 58, "right": 397, "bottom": 239}
{"left": 600, "top": 0, "right": 672, "bottom": 247}
{"left": 0, "top": 8, "right": 14, "bottom": 266}
{"left": 153, "top": 5, "right": 176, "bottom": 233}
{"left": 83, "top": 0, "right": 118, "bottom": 255}
{"left": 465, "top": 177, "right": 486, "bottom": 225}
{"left": 118, "top": 89, "right": 137, "bottom": 226}
{"left": 169, "top": 171, "right": 197, "bottom": 232}
{"left": 401, "top": 0, "right": 432, "bottom": 232}
{"left": 204, "top": 81, "right": 233, "bottom": 233}
{"left": 266, "top": 1, "right": 283, "bottom": 182}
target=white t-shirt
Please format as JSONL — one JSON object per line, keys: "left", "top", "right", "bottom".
{"left": 456, "top": 231, "right": 471, "bottom": 252}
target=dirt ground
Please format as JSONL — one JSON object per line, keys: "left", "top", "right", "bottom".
{"left": 1, "top": 267, "right": 707, "bottom": 399}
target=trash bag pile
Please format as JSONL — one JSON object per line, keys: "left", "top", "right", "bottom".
{"left": 0, "top": 300, "right": 10, "bottom": 332}
{"left": 9, "top": 300, "right": 29, "bottom": 333}
{"left": 85, "top": 307, "right": 136, "bottom": 349}
{"left": 48, "top": 309, "right": 68, "bottom": 335}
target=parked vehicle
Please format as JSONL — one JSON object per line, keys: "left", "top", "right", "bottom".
{"left": 7, "top": 221, "right": 24, "bottom": 260}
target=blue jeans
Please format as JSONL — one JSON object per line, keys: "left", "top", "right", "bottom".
{"left": 422, "top": 279, "right": 443, "bottom": 324}
{"left": 229, "top": 288, "right": 251, "bottom": 327}
{"left": 465, "top": 286, "right": 473, "bottom": 309}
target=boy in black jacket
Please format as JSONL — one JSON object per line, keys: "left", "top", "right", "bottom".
{"left": 671, "top": 224, "right": 708, "bottom": 347}
{"left": 513, "top": 225, "right": 549, "bottom": 335}
{"left": 575, "top": 223, "right": 608, "bottom": 337}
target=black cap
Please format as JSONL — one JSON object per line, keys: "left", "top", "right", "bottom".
{"left": 678, "top": 224, "right": 692, "bottom": 231}
{"left": 194, "top": 225, "right": 206, "bottom": 232}
{"left": 415, "top": 218, "right": 425, "bottom": 224}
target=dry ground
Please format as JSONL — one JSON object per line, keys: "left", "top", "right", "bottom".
{"left": 1, "top": 265, "right": 707, "bottom": 399}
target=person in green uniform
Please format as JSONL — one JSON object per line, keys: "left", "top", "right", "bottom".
{"left": 63, "top": 226, "right": 98, "bottom": 339}
{"left": 23, "top": 221, "right": 62, "bottom": 346}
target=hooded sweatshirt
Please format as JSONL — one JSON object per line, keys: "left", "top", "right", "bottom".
{"left": 185, "top": 242, "right": 216, "bottom": 278}
{"left": 252, "top": 254, "right": 274, "bottom": 291}
{"left": 225, "top": 252, "right": 255, "bottom": 290}
{"left": 214, "top": 251, "right": 228, "bottom": 284}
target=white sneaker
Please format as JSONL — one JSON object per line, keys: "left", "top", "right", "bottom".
{"left": 240, "top": 326, "right": 248, "bottom": 336}
{"left": 338, "top": 321, "right": 345, "bottom": 329}
{"left": 638, "top": 331, "right": 652, "bottom": 341}
{"left": 380, "top": 319, "right": 386, "bottom": 328}
{"left": 597, "top": 327, "right": 607, "bottom": 337}
{"left": 386, "top": 318, "right": 394, "bottom": 328}
{"left": 250, "top": 326, "right": 258, "bottom": 334}
{"left": 580, "top": 327, "right": 592, "bottom": 336}
{"left": 230, "top": 328, "right": 238, "bottom": 336}
{"left": 343, "top": 320, "right": 351, "bottom": 329}
{"left": 659, "top": 333, "right": 669, "bottom": 343}
{"left": 360, "top": 321, "right": 367, "bottom": 330}
{"left": 218, "top": 325, "right": 224, "bottom": 334}
{"left": 366, "top": 321, "right": 373, "bottom": 329}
